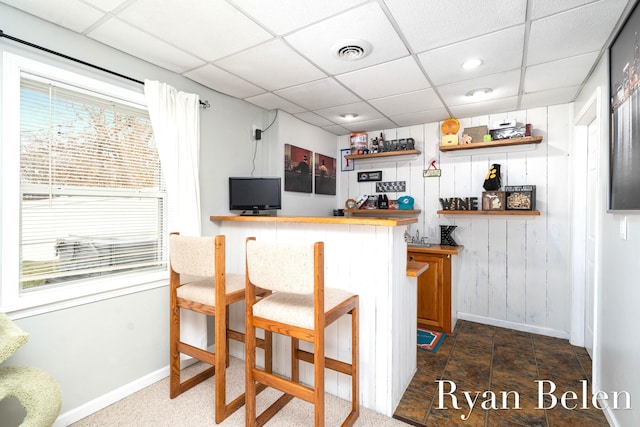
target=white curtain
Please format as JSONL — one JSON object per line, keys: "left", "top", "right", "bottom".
{"left": 144, "top": 79, "right": 201, "bottom": 236}
{"left": 144, "top": 80, "right": 204, "bottom": 354}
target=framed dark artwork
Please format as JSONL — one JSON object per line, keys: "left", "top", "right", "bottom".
{"left": 610, "top": 2, "right": 640, "bottom": 210}
{"left": 284, "top": 144, "right": 312, "bottom": 193}
{"left": 357, "top": 170, "right": 382, "bottom": 182}
{"left": 314, "top": 153, "right": 336, "bottom": 195}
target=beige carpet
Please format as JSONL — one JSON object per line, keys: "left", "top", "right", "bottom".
{"left": 71, "top": 357, "right": 410, "bottom": 426}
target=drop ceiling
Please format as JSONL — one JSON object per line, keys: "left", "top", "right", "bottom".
{"left": 0, "top": 0, "right": 634, "bottom": 135}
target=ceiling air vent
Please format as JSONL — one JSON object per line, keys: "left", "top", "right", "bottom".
{"left": 333, "top": 39, "right": 372, "bottom": 61}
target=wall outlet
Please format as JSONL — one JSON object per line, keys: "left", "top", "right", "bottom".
{"left": 620, "top": 216, "right": 628, "bottom": 240}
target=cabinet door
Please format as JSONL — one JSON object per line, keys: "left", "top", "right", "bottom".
{"left": 408, "top": 252, "right": 451, "bottom": 333}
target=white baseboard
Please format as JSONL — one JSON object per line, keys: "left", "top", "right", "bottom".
{"left": 457, "top": 313, "right": 571, "bottom": 340}
{"left": 53, "top": 366, "right": 169, "bottom": 427}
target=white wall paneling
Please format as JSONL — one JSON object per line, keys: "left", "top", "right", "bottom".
{"left": 339, "top": 105, "right": 573, "bottom": 337}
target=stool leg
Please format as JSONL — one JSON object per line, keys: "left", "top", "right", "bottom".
{"left": 169, "top": 297, "right": 180, "bottom": 398}
{"left": 351, "top": 305, "right": 359, "bottom": 418}
{"left": 291, "top": 337, "right": 299, "bottom": 384}
{"left": 265, "top": 329, "right": 273, "bottom": 374}
{"left": 215, "top": 305, "right": 227, "bottom": 424}
{"left": 245, "top": 317, "right": 257, "bottom": 427}
{"left": 314, "top": 333, "right": 325, "bottom": 426}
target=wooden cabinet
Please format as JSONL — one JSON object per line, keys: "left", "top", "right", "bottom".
{"left": 408, "top": 245, "right": 462, "bottom": 333}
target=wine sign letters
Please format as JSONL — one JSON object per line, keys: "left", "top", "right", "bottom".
{"left": 439, "top": 197, "right": 479, "bottom": 211}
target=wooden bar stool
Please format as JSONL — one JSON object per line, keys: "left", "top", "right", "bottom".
{"left": 169, "top": 233, "right": 271, "bottom": 424}
{"left": 244, "top": 237, "right": 359, "bottom": 427}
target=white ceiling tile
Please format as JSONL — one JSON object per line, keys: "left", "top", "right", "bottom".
{"left": 117, "top": 0, "right": 273, "bottom": 61}
{"left": 418, "top": 26, "right": 525, "bottom": 86}
{"left": 293, "top": 112, "right": 335, "bottom": 127}
{"left": 84, "top": 0, "right": 129, "bottom": 12}
{"left": 321, "top": 124, "right": 351, "bottom": 135}
{"left": 336, "top": 56, "right": 430, "bottom": 99}
{"left": 2, "top": 0, "right": 629, "bottom": 128}
{"left": 313, "top": 102, "right": 384, "bottom": 124}
{"left": 1, "top": 0, "right": 105, "bottom": 32}
{"left": 527, "top": 0, "right": 628, "bottom": 65}
{"left": 390, "top": 109, "right": 450, "bottom": 127}
{"left": 244, "top": 93, "right": 307, "bottom": 114}
{"left": 524, "top": 52, "right": 599, "bottom": 92}
{"left": 385, "top": 0, "right": 527, "bottom": 52}
{"left": 231, "top": 0, "right": 367, "bottom": 35}
{"left": 274, "top": 78, "right": 360, "bottom": 110}
{"left": 341, "top": 117, "right": 397, "bottom": 133}
{"left": 530, "top": 0, "right": 597, "bottom": 20}
{"left": 215, "top": 39, "right": 327, "bottom": 91}
{"left": 284, "top": 2, "right": 408, "bottom": 74}
{"left": 88, "top": 18, "right": 205, "bottom": 73}
{"left": 369, "top": 89, "right": 444, "bottom": 117}
{"left": 437, "top": 69, "right": 521, "bottom": 107}
{"left": 184, "top": 64, "right": 265, "bottom": 99}
{"left": 449, "top": 97, "right": 519, "bottom": 119}
{"left": 520, "top": 86, "right": 581, "bottom": 110}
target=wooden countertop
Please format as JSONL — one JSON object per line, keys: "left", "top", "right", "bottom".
{"left": 407, "top": 244, "right": 464, "bottom": 255}
{"left": 406, "top": 261, "right": 429, "bottom": 277}
{"left": 210, "top": 215, "right": 417, "bottom": 227}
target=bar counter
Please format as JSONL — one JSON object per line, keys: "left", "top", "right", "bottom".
{"left": 210, "top": 214, "right": 418, "bottom": 417}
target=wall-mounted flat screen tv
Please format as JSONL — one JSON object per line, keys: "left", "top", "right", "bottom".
{"left": 229, "top": 177, "right": 281, "bottom": 215}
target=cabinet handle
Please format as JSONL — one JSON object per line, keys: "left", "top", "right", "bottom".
{"left": 409, "top": 256, "right": 415, "bottom": 261}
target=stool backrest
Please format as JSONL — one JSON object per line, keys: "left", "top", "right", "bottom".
{"left": 169, "top": 234, "right": 216, "bottom": 277}
{"left": 246, "top": 240, "right": 319, "bottom": 294}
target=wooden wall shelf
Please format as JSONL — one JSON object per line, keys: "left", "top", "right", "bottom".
{"left": 438, "top": 136, "right": 543, "bottom": 152}
{"left": 344, "top": 149, "right": 421, "bottom": 160}
{"left": 346, "top": 209, "right": 421, "bottom": 215}
{"left": 437, "top": 210, "right": 540, "bottom": 216}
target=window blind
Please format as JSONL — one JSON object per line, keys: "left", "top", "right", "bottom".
{"left": 19, "top": 75, "right": 167, "bottom": 290}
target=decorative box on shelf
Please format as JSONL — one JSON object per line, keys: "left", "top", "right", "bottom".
{"left": 505, "top": 185, "right": 536, "bottom": 210}
{"left": 481, "top": 191, "right": 505, "bottom": 211}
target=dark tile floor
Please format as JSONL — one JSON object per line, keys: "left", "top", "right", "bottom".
{"left": 393, "top": 320, "right": 610, "bottom": 427}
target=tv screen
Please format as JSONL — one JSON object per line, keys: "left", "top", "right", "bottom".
{"left": 229, "top": 177, "right": 281, "bottom": 214}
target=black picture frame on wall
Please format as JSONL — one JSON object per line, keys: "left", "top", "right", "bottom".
{"left": 609, "top": 1, "right": 640, "bottom": 211}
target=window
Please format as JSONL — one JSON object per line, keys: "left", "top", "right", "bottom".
{"left": 2, "top": 53, "right": 167, "bottom": 313}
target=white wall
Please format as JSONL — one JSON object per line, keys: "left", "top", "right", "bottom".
{"left": 575, "top": 52, "right": 640, "bottom": 427}
{"left": 269, "top": 111, "right": 340, "bottom": 217}
{"left": 338, "top": 107, "right": 573, "bottom": 338}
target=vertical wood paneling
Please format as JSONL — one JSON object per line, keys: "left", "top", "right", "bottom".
{"left": 506, "top": 219, "right": 528, "bottom": 323}
{"left": 423, "top": 122, "right": 441, "bottom": 240}
{"left": 346, "top": 105, "right": 572, "bottom": 336}
{"left": 488, "top": 218, "right": 508, "bottom": 319}
{"left": 523, "top": 107, "right": 549, "bottom": 326}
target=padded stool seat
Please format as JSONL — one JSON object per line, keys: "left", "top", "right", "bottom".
{"left": 253, "top": 288, "right": 355, "bottom": 329}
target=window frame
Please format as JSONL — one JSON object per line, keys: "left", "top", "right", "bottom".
{"left": 1, "top": 52, "right": 168, "bottom": 317}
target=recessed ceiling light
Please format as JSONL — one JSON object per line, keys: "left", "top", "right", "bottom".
{"left": 466, "top": 88, "right": 493, "bottom": 98}
{"left": 462, "top": 58, "right": 483, "bottom": 70}
{"left": 340, "top": 113, "right": 359, "bottom": 120}
{"left": 332, "top": 39, "right": 372, "bottom": 61}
